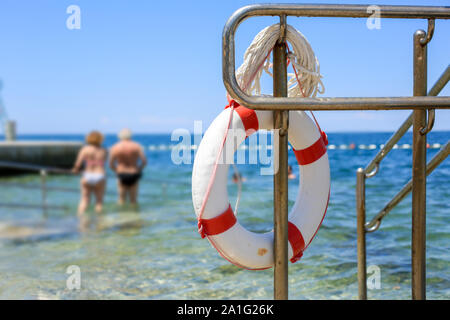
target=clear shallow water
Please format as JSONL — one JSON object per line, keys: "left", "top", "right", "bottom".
{"left": 0, "top": 132, "right": 448, "bottom": 300}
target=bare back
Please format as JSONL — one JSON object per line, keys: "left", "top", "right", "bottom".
{"left": 74, "top": 145, "right": 106, "bottom": 173}
{"left": 110, "top": 140, "right": 146, "bottom": 174}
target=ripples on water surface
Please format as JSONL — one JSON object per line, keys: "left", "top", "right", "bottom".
{"left": 0, "top": 132, "right": 448, "bottom": 299}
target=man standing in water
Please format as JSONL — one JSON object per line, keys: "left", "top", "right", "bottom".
{"left": 109, "top": 129, "right": 147, "bottom": 206}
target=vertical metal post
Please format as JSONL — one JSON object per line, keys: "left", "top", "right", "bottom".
{"left": 412, "top": 29, "right": 427, "bottom": 300}
{"left": 273, "top": 15, "right": 289, "bottom": 300}
{"left": 40, "top": 169, "right": 48, "bottom": 218}
{"left": 356, "top": 168, "right": 367, "bottom": 300}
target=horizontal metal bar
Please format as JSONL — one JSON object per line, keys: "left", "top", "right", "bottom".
{"left": 223, "top": 93, "right": 450, "bottom": 111}
{"left": 226, "top": 4, "right": 450, "bottom": 20}
{"left": 0, "top": 181, "right": 178, "bottom": 200}
{"left": 0, "top": 161, "right": 73, "bottom": 174}
{"left": 223, "top": 4, "right": 450, "bottom": 111}
{"left": 365, "top": 141, "right": 450, "bottom": 232}
{"left": 364, "top": 65, "right": 450, "bottom": 174}
{"left": 0, "top": 202, "right": 69, "bottom": 210}
{"left": 0, "top": 182, "right": 81, "bottom": 193}
{"left": 0, "top": 161, "right": 191, "bottom": 188}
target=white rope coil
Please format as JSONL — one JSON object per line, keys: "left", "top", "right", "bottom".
{"left": 236, "top": 24, "right": 325, "bottom": 98}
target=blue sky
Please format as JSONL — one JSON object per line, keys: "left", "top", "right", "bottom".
{"left": 0, "top": 0, "right": 448, "bottom": 134}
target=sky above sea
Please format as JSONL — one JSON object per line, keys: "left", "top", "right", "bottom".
{"left": 0, "top": 0, "right": 449, "bottom": 134}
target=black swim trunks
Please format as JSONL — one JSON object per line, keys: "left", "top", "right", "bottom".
{"left": 117, "top": 172, "right": 142, "bottom": 187}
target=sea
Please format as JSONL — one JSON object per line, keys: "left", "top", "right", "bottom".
{"left": 0, "top": 131, "right": 448, "bottom": 300}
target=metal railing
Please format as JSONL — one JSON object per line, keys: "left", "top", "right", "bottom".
{"left": 223, "top": 4, "right": 450, "bottom": 111}
{"left": 0, "top": 161, "right": 74, "bottom": 216}
{"left": 222, "top": 4, "right": 450, "bottom": 300}
{"left": 0, "top": 161, "right": 190, "bottom": 217}
{"left": 357, "top": 66, "right": 450, "bottom": 300}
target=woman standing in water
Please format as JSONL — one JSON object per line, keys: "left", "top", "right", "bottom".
{"left": 72, "top": 131, "right": 107, "bottom": 220}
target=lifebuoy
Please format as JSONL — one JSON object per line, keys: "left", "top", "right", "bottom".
{"left": 192, "top": 100, "right": 330, "bottom": 270}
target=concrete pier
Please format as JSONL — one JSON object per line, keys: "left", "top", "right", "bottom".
{"left": 0, "top": 141, "right": 82, "bottom": 175}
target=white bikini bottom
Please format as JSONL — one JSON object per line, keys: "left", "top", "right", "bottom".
{"left": 83, "top": 172, "right": 105, "bottom": 186}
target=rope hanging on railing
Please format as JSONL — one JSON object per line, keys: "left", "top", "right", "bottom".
{"left": 205, "top": 23, "right": 327, "bottom": 224}
{"left": 226, "top": 23, "right": 327, "bottom": 217}
{"left": 236, "top": 23, "right": 325, "bottom": 98}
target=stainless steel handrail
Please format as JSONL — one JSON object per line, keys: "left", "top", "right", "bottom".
{"left": 0, "top": 161, "right": 190, "bottom": 214}
{"left": 222, "top": 3, "right": 450, "bottom": 301}
{"left": 362, "top": 65, "right": 449, "bottom": 226}
{"left": 356, "top": 65, "right": 449, "bottom": 300}
{"left": 0, "top": 161, "right": 74, "bottom": 216}
{"left": 0, "top": 160, "right": 74, "bottom": 175}
{"left": 0, "top": 202, "right": 68, "bottom": 211}
{"left": 0, "top": 181, "right": 111, "bottom": 194}
{"left": 365, "top": 142, "right": 450, "bottom": 231}
{"left": 223, "top": 4, "right": 450, "bottom": 111}
{"left": 364, "top": 65, "right": 450, "bottom": 175}
{"left": 0, "top": 160, "right": 191, "bottom": 186}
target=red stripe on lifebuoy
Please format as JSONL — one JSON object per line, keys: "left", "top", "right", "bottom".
{"left": 288, "top": 222, "right": 305, "bottom": 263}
{"left": 198, "top": 205, "right": 236, "bottom": 237}
{"left": 293, "top": 136, "right": 327, "bottom": 165}
{"left": 225, "top": 100, "right": 259, "bottom": 136}
{"left": 235, "top": 106, "right": 259, "bottom": 135}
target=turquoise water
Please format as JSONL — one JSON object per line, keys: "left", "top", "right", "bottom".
{"left": 0, "top": 132, "right": 448, "bottom": 300}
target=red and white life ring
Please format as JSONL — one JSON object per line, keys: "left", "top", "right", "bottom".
{"left": 192, "top": 101, "right": 330, "bottom": 270}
